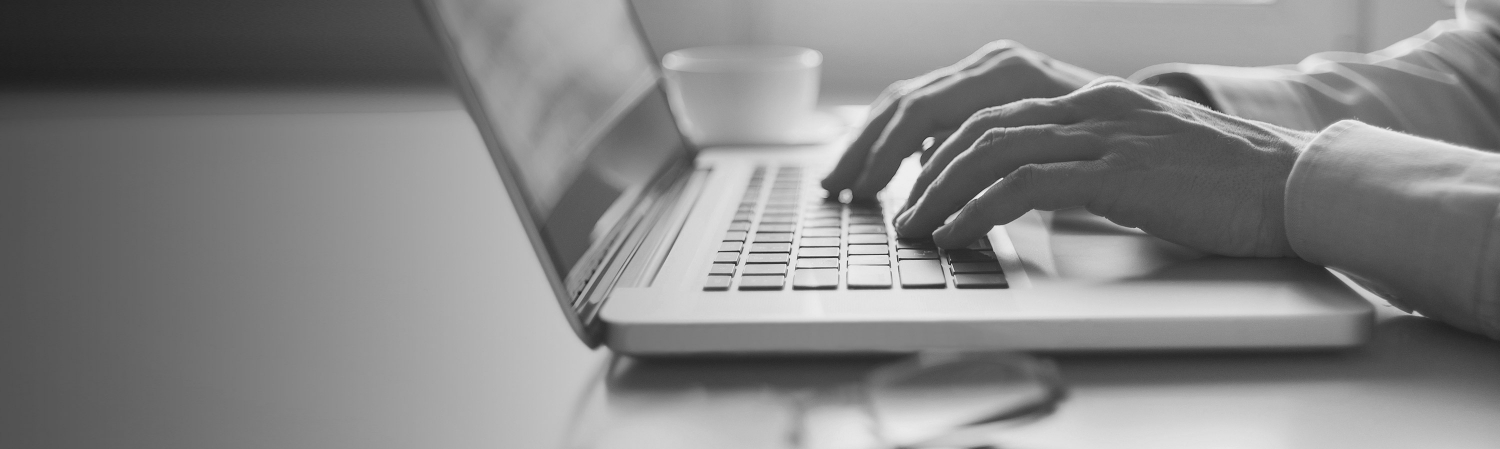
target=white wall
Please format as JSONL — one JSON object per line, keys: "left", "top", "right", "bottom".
{"left": 633, "top": 0, "right": 1457, "bottom": 101}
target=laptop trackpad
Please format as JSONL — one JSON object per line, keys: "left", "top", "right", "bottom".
{"left": 1007, "top": 208, "right": 1313, "bottom": 285}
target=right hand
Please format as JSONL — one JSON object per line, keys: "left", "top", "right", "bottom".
{"left": 819, "top": 40, "right": 1102, "bottom": 201}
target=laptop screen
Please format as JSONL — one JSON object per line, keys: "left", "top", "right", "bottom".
{"left": 426, "top": 0, "right": 692, "bottom": 280}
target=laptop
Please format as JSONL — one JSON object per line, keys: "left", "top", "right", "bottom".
{"left": 416, "top": 0, "right": 1374, "bottom": 354}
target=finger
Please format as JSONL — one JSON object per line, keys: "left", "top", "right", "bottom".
{"left": 896, "top": 123, "right": 1104, "bottom": 237}
{"left": 848, "top": 74, "right": 1004, "bottom": 199}
{"left": 821, "top": 97, "right": 901, "bottom": 192}
{"left": 847, "top": 45, "right": 1051, "bottom": 199}
{"left": 919, "top": 128, "right": 957, "bottom": 165}
{"left": 822, "top": 45, "right": 1018, "bottom": 193}
{"left": 900, "top": 97, "right": 1081, "bottom": 213}
{"left": 931, "top": 160, "right": 1108, "bottom": 248}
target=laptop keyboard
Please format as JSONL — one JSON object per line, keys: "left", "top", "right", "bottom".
{"left": 704, "top": 165, "right": 1008, "bottom": 291}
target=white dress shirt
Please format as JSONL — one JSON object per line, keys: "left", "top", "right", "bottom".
{"left": 1132, "top": 0, "right": 1500, "bottom": 340}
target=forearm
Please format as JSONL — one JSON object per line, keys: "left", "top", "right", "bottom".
{"left": 1286, "top": 121, "right": 1500, "bottom": 340}
{"left": 1130, "top": 19, "right": 1500, "bottom": 151}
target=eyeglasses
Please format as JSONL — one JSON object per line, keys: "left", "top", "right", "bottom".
{"left": 788, "top": 352, "right": 1067, "bottom": 449}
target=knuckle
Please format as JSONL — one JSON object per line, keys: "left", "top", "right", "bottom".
{"left": 982, "top": 39, "right": 1023, "bottom": 53}
{"left": 1011, "top": 124, "right": 1060, "bottom": 141}
{"left": 1094, "top": 81, "right": 1135, "bottom": 97}
{"left": 1080, "top": 82, "right": 1149, "bottom": 110}
{"left": 1004, "top": 164, "right": 1042, "bottom": 191}
{"left": 976, "top": 127, "right": 1009, "bottom": 148}
{"left": 897, "top": 94, "right": 929, "bottom": 115}
{"left": 969, "top": 104, "right": 1010, "bottom": 127}
{"left": 884, "top": 79, "right": 919, "bottom": 98}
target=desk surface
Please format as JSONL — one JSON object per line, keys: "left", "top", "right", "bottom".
{"left": 576, "top": 303, "right": 1500, "bottom": 449}
{"left": 6, "top": 89, "right": 1499, "bottom": 449}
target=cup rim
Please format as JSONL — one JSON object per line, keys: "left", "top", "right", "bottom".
{"left": 662, "top": 45, "right": 822, "bottom": 73}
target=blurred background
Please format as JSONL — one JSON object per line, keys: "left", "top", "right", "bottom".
{"left": 0, "top": 0, "right": 1458, "bottom": 97}
{"left": 0, "top": 1, "right": 1465, "bottom": 448}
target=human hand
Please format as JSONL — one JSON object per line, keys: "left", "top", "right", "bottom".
{"left": 896, "top": 78, "right": 1314, "bottom": 257}
{"left": 819, "top": 40, "right": 1101, "bottom": 200}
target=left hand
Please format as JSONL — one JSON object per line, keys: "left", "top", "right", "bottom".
{"left": 894, "top": 78, "right": 1315, "bottom": 258}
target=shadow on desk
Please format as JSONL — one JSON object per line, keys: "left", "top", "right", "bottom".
{"left": 569, "top": 310, "right": 1500, "bottom": 449}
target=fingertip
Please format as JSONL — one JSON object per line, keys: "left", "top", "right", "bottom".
{"left": 893, "top": 208, "right": 913, "bottom": 230}
{"left": 936, "top": 225, "right": 960, "bottom": 249}
{"left": 819, "top": 176, "right": 841, "bottom": 193}
{"left": 931, "top": 223, "right": 965, "bottom": 249}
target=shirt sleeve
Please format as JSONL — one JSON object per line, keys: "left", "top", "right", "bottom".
{"left": 1287, "top": 121, "right": 1500, "bottom": 340}
{"left": 1130, "top": 19, "right": 1500, "bottom": 152}
{"left": 1129, "top": 14, "right": 1500, "bottom": 340}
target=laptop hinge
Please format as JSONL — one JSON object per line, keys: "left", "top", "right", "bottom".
{"left": 569, "top": 158, "right": 702, "bottom": 325}
{"left": 616, "top": 166, "right": 711, "bottom": 288}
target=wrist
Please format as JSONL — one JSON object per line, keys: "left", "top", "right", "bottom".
{"left": 1142, "top": 73, "right": 1217, "bottom": 111}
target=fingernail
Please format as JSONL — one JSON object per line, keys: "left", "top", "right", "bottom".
{"left": 932, "top": 224, "right": 952, "bottom": 243}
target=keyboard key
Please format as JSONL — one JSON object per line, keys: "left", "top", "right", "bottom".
{"left": 720, "top": 241, "right": 744, "bottom": 252}
{"left": 847, "top": 255, "right": 891, "bottom": 265}
{"left": 896, "top": 238, "right": 937, "bottom": 250}
{"left": 848, "top": 234, "right": 887, "bottom": 245}
{"left": 804, "top": 218, "right": 842, "bottom": 228}
{"left": 758, "top": 223, "right": 795, "bottom": 233}
{"left": 954, "top": 272, "right": 1008, "bottom": 289}
{"left": 793, "top": 269, "right": 840, "bottom": 290}
{"left": 746, "top": 253, "right": 790, "bottom": 264}
{"left": 800, "top": 237, "right": 841, "bottom": 247}
{"left": 896, "top": 248, "right": 939, "bottom": 259}
{"left": 743, "top": 263, "right": 788, "bottom": 275}
{"left": 950, "top": 262, "right": 1002, "bottom": 274}
{"left": 724, "top": 231, "right": 747, "bottom": 242}
{"left": 728, "top": 221, "right": 751, "bottom": 231}
{"left": 848, "top": 215, "right": 885, "bottom": 224}
{"left": 734, "top": 212, "right": 753, "bottom": 221}
{"left": 848, "top": 266, "right": 892, "bottom": 289}
{"left": 796, "top": 258, "right": 839, "bottom": 268}
{"left": 802, "top": 227, "right": 840, "bottom": 237}
{"left": 738, "top": 274, "right": 786, "bottom": 290}
{"left": 946, "top": 250, "right": 998, "bottom": 263}
{"left": 967, "top": 238, "right": 992, "bottom": 250}
{"left": 709, "top": 263, "right": 736, "bottom": 275}
{"left": 749, "top": 242, "right": 792, "bottom": 253}
{"left": 899, "top": 260, "right": 946, "bottom": 288}
{"left": 798, "top": 247, "right": 840, "bottom": 258}
{"left": 761, "top": 214, "right": 798, "bottom": 224}
{"left": 848, "top": 224, "right": 886, "bottom": 234}
{"left": 715, "top": 252, "right": 740, "bottom": 263}
{"left": 704, "top": 275, "right": 732, "bottom": 291}
{"left": 754, "top": 233, "right": 793, "bottom": 243}
{"left": 805, "top": 209, "right": 841, "bottom": 219}
{"left": 848, "top": 244, "right": 889, "bottom": 255}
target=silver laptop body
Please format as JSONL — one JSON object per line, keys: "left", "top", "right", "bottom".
{"left": 416, "top": 0, "right": 1374, "bottom": 354}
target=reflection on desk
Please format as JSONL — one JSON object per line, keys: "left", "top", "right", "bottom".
{"left": 567, "top": 301, "right": 1500, "bottom": 449}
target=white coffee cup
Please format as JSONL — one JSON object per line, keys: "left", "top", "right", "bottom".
{"left": 662, "top": 45, "right": 822, "bottom": 146}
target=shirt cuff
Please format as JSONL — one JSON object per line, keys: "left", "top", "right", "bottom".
{"left": 1130, "top": 63, "right": 1322, "bottom": 132}
{"left": 1285, "top": 120, "right": 1500, "bottom": 339}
